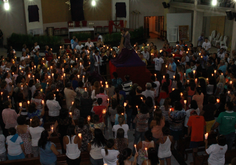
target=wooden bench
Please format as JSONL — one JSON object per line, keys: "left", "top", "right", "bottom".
{"left": 0, "top": 152, "right": 90, "bottom": 165}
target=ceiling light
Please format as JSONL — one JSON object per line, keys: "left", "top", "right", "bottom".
{"left": 91, "top": 0, "right": 96, "bottom": 6}
{"left": 4, "top": 2, "right": 10, "bottom": 10}
{"left": 211, "top": 0, "right": 217, "bottom": 6}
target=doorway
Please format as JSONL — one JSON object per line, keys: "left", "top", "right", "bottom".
{"left": 144, "top": 16, "right": 164, "bottom": 39}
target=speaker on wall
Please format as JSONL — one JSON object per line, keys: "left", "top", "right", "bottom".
{"left": 162, "top": 2, "right": 170, "bottom": 8}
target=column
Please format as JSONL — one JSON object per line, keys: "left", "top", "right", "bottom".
{"left": 192, "top": 10, "right": 204, "bottom": 46}
{"left": 231, "top": 21, "right": 236, "bottom": 53}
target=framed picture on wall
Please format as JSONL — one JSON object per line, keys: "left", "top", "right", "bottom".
{"left": 178, "top": 25, "right": 189, "bottom": 41}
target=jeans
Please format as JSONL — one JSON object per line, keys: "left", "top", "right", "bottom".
{"left": 133, "top": 131, "right": 145, "bottom": 154}
{"left": 224, "top": 132, "right": 235, "bottom": 150}
{"left": 90, "top": 156, "right": 103, "bottom": 165}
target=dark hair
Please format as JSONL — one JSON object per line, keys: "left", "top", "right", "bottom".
{"left": 59, "top": 108, "right": 69, "bottom": 119}
{"left": 117, "top": 105, "right": 124, "bottom": 115}
{"left": 113, "top": 72, "right": 118, "bottom": 79}
{"left": 3, "top": 100, "right": 10, "bottom": 109}
{"left": 162, "top": 127, "right": 170, "bottom": 136}
{"left": 153, "top": 110, "right": 163, "bottom": 125}
{"left": 67, "top": 125, "right": 76, "bottom": 143}
{"left": 78, "top": 81, "right": 84, "bottom": 88}
{"left": 124, "top": 75, "right": 130, "bottom": 81}
{"left": 111, "top": 98, "right": 118, "bottom": 109}
{"left": 118, "top": 148, "right": 132, "bottom": 165}
{"left": 174, "top": 101, "right": 182, "bottom": 111}
{"left": 93, "top": 114, "right": 100, "bottom": 123}
{"left": 47, "top": 92, "right": 54, "bottom": 100}
{"left": 78, "top": 117, "right": 84, "bottom": 129}
{"left": 65, "top": 82, "right": 72, "bottom": 88}
{"left": 145, "top": 97, "right": 153, "bottom": 108}
{"left": 196, "top": 87, "right": 202, "bottom": 95}
{"left": 8, "top": 127, "right": 16, "bottom": 135}
{"left": 165, "top": 74, "right": 170, "bottom": 87}
{"left": 148, "top": 147, "right": 158, "bottom": 165}
{"left": 217, "top": 135, "right": 226, "bottom": 146}
{"left": 105, "top": 139, "right": 114, "bottom": 155}
{"left": 190, "top": 100, "right": 198, "bottom": 109}
{"left": 140, "top": 104, "right": 149, "bottom": 114}
{"left": 28, "top": 103, "right": 37, "bottom": 113}
{"left": 189, "top": 80, "right": 196, "bottom": 91}
{"left": 99, "top": 87, "right": 104, "bottom": 93}
{"left": 91, "top": 129, "right": 106, "bottom": 147}
{"left": 31, "top": 116, "right": 40, "bottom": 127}
{"left": 208, "top": 95, "right": 215, "bottom": 104}
{"left": 145, "top": 130, "right": 153, "bottom": 141}
{"left": 17, "top": 116, "right": 26, "bottom": 125}
{"left": 116, "top": 128, "right": 125, "bottom": 139}
{"left": 97, "top": 98, "right": 103, "bottom": 105}
{"left": 162, "top": 82, "right": 169, "bottom": 94}
{"left": 226, "top": 101, "right": 234, "bottom": 110}
{"left": 38, "top": 130, "right": 49, "bottom": 149}
{"left": 114, "top": 87, "right": 120, "bottom": 104}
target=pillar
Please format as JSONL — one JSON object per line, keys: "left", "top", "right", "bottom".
{"left": 192, "top": 11, "right": 204, "bottom": 46}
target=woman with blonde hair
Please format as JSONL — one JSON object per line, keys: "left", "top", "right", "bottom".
{"left": 91, "top": 81, "right": 100, "bottom": 100}
{"left": 215, "top": 75, "right": 225, "bottom": 98}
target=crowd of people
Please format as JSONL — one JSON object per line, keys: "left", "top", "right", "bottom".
{"left": 0, "top": 34, "right": 236, "bottom": 165}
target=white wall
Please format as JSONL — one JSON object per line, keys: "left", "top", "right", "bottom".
{"left": 0, "top": 0, "right": 26, "bottom": 45}
{"left": 23, "top": 0, "right": 43, "bottom": 34}
{"left": 112, "top": 0, "right": 129, "bottom": 28}
{"left": 167, "top": 13, "right": 192, "bottom": 41}
{"left": 129, "top": 0, "right": 164, "bottom": 29}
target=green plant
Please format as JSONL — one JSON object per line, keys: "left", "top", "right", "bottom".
{"left": 73, "top": 32, "right": 92, "bottom": 41}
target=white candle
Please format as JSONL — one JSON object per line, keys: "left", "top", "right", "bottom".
{"left": 134, "top": 144, "right": 137, "bottom": 153}
{"left": 78, "top": 133, "right": 82, "bottom": 139}
{"left": 102, "top": 109, "right": 106, "bottom": 114}
{"left": 51, "top": 126, "right": 54, "bottom": 132}
{"left": 19, "top": 102, "right": 22, "bottom": 108}
{"left": 205, "top": 133, "right": 208, "bottom": 140}
{"left": 124, "top": 102, "right": 127, "bottom": 107}
{"left": 145, "top": 147, "right": 148, "bottom": 156}
{"left": 87, "top": 115, "right": 91, "bottom": 122}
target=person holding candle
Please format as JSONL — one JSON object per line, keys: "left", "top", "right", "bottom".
{"left": 192, "top": 86, "right": 204, "bottom": 111}
{"left": 16, "top": 116, "right": 32, "bottom": 158}
{"left": 211, "top": 102, "right": 236, "bottom": 150}
{"left": 38, "top": 130, "right": 60, "bottom": 165}
{"left": 53, "top": 108, "right": 75, "bottom": 154}
{"left": 91, "top": 81, "right": 101, "bottom": 100}
{"left": 136, "top": 130, "right": 154, "bottom": 165}
{"left": 28, "top": 102, "right": 44, "bottom": 120}
{"left": 88, "top": 129, "right": 106, "bottom": 165}
{"left": 96, "top": 87, "right": 109, "bottom": 106}
{"left": 76, "top": 117, "right": 92, "bottom": 152}
{"left": 157, "top": 82, "right": 169, "bottom": 106}
{"left": 29, "top": 116, "right": 44, "bottom": 157}
{"left": 112, "top": 115, "right": 129, "bottom": 139}
{"left": 63, "top": 125, "right": 81, "bottom": 165}
{"left": 92, "top": 98, "right": 107, "bottom": 122}
{"left": 111, "top": 72, "right": 123, "bottom": 88}
{"left": 108, "top": 98, "right": 118, "bottom": 127}
{"left": 117, "top": 148, "right": 138, "bottom": 165}
{"left": 186, "top": 110, "right": 206, "bottom": 164}
{"left": 88, "top": 114, "right": 105, "bottom": 134}
{"left": 101, "top": 139, "right": 119, "bottom": 165}
{"left": 64, "top": 82, "right": 77, "bottom": 109}
{"left": 205, "top": 135, "right": 227, "bottom": 165}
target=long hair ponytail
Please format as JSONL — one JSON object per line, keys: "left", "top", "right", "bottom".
{"left": 105, "top": 139, "right": 114, "bottom": 155}
{"left": 118, "top": 148, "right": 132, "bottom": 165}
{"left": 38, "top": 130, "right": 49, "bottom": 150}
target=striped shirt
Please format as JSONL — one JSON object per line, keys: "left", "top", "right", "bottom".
{"left": 122, "top": 81, "right": 132, "bottom": 95}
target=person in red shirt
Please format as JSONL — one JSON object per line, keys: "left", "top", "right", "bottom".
{"left": 187, "top": 110, "right": 206, "bottom": 165}
{"left": 45, "top": 49, "right": 53, "bottom": 62}
{"left": 92, "top": 98, "right": 106, "bottom": 122}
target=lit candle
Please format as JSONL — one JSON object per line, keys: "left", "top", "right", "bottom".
{"left": 78, "top": 133, "right": 82, "bottom": 139}
{"left": 211, "top": 73, "right": 214, "bottom": 77}
{"left": 193, "top": 70, "right": 196, "bottom": 75}
{"left": 106, "top": 85, "right": 108, "bottom": 88}
{"left": 141, "top": 97, "right": 143, "bottom": 101}
{"left": 160, "top": 50, "right": 163, "bottom": 53}
{"left": 48, "top": 75, "right": 51, "bottom": 79}
{"left": 72, "top": 101, "right": 74, "bottom": 105}
{"left": 30, "top": 118, "right": 32, "bottom": 123}
{"left": 134, "top": 144, "right": 137, "bottom": 153}
{"left": 205, "top": 133, "right": 208, "bottom": 140}
{"left": 51, "top": 126, "right": 54, "bottom": 132}
{"left": 173, "top": 75, "right": 175, "bottom": 79}
{"left": 214, "top": 70, "right": 216, "bottom": 74}
{"left": 145, "top": 147, "right": 148, "bottom": 156}
{"left": 172, "top": 88, "right": 175, "bottom": 91}
{"left": 63, "top": 73, "right": 66, "bottom": 77}
{"left": 195, "top": 78, "right": 198, "bottom": 84}
{"left": 69, "top": 112, "right": 72, "bottom": 116}
{"left": 154, "top": 74, "right": 157, "bottom": 77}
{"left": 121, "top": 113, "right": 124, "bottom": 115}
{"left": 228, "top": 91, "right": 230, "bottom": 94}
{"left": 19, "top": 102, "right": 22, "bottom": 108}
{"left": 107, "top": 98, "right": 109, "bottom": 102}
{"left": 154, "top": 105, "right": 156, "bottom": 109}
{"left": 180, "top": 92, "right": 183, "bottom": 97}
{"left": 0, "top": 92, "right": 3, "bottom": 95}
{"left": 85, "top": 88, "right": 87, "bottom": 92}
{"left": 27, "top": 100, "right": 30, "bottom": 105}
{"left": 105, "top": 81, "right": 108, "bottom": 85}
{"left": 28, "top": 74, "right": 31, "bottom": 79}
{"left": 163, "top": 75, "right": 165, "bottom": 79}
{"left": 102, "top": 109, "right": 106, "bottom": 114}
{"left": 169, "top": 108, "right": 172, "bottom": 112}
{"left": 184, "top": 100, "right": 187, "bottom": 105}
{"left": 216, "top": 99, "right": 220, "bottom": 103}
{"left": 52, "top": 73, "right": 54, "bottom": 77}
{"left": 62, "top": 68, "right": 64, "bottom": 73}
{"left": 87, "top": 115, "right": 91, "bottom": 122}
{"left": 77, "top": 75, "right": 80, "bottom": 79}
{"left": 82, "top": 75, "right": 85, "bottom": 83}
{"left": 42, "top": 100, "right": 44, "bottom": 105}
{"left": 124, "top": 102, "right": 127, "bottom": 107}
{"left": 230, "top": 81, "right": 232, "bottom": 85}
{"left": 40, "top": 89, "right": 43, "bottom": 92}
{"left": 147, "top": 44, "right": 149, "bottom": 46}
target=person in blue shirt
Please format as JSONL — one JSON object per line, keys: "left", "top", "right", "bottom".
{"left": 70, "top": 36, "right": 76, "bottom": 49}
{"left": 38, "top": 130, "right": 60, "bottom": 165}
{"left": 218, "top": 59, "right": 227, "bottom": 74}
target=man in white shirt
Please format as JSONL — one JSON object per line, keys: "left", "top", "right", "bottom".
{"left": 141, "top": 47, "right": 150, "bottom": 62}
{"left": 217, "top": 48, "right": 225, "bottom": 59}
{"left": 142, "top": 82, "right": 155, "bottom": 106}
{"left": 202, "top": 37, "right": 211, "bottom": 53}
{"left": 85, "top": 38, "right": 94, "bottom": 49}
{"left": 153, "top": 53, "right": 164, "bottom": 80}
{"left": 97, "top": 33, "right": 103, "bottom": 42}
{"left": 75, "top": 41, "right": 84, "bottom": 53}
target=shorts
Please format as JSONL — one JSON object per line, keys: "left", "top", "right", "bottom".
{"left": 189, "top": 141, "right": 201, "bottom": 148}
{"left": 206, "top": 120, "right": 215, "bottom": 133}
{"left": 8, "top": 152, "right": 25, "bottom": 160}
{"left": 159, "top": 156, "right": 171, "bottom": 160}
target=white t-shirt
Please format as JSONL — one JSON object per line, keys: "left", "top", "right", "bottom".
{"left": 5, "top": 78, "right": 12, "bottom": 92}
{"left": 153, "top": 57, "right": 164, "bottom": 71}
{"left": 142, "top": 51, "right": 150, "bottom": 61}
{"left": 29, "top": 126, "right": 45, "bottom": 146}
{"left": 85, "top": 42, "right": 94, "bottom": 48}
{"left": 202, "top": 41, "right": 211, "bottom": 51}
{"left": 90, "top": 144, "right": 104, "bottom": 159}
{"left": 206, "top": 144, "right": 227, "bottom": 165}
{"left": 154, "top": 81, "right": 160, "bottom": 97}
{"left": 112, "top": 124, "right": 129, "bottom": 138}
{"left": 20, "top": 56, "right": 28, "bottom": 61}
{"left": 6, "top": 135, "right": 23, "bottom": 156}
{"left": 46, "top": 100, "right": 61, "bottom": 117}
{"left": 101, "top": 149, "right": 119, "bottom": 165}
{"left": 76, "top": 44, "right": 84, "bottom": 52}
{"left": 0, "top": 134, "right": 6, "bottom": 154}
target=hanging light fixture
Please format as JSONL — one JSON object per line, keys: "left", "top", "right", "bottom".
{"left": 3, "top": 0, "right": 10, "bottom": 11}
{"left": 91, "top": 0, "right": 96, "bottom": 6}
